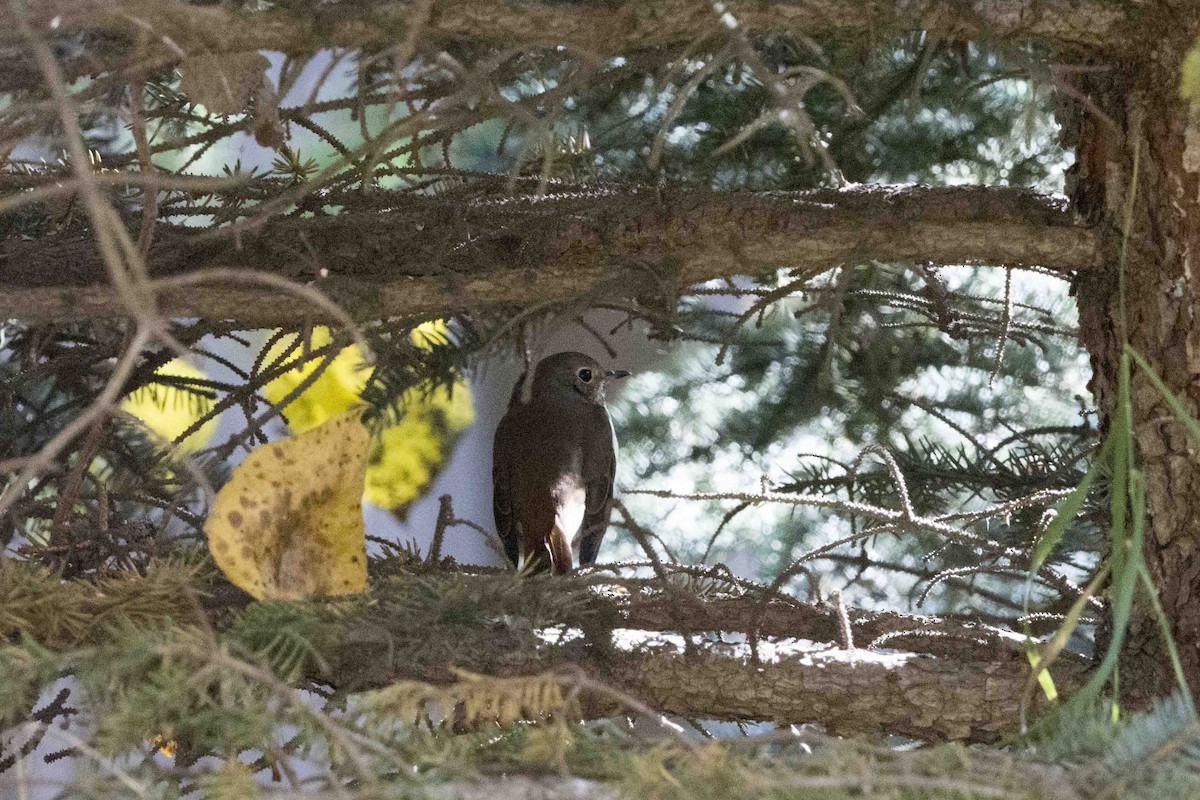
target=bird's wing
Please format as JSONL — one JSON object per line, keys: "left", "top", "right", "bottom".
{"left": 492, "top": 413, "right": 520, "bottom": 568}
{"left": 577, "top": 406, "right": 617, "bottom": 566}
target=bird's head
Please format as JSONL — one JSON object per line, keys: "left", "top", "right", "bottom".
{"left": 529, "top": 351, "right": 630, "bottom": 404}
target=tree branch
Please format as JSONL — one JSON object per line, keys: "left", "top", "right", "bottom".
{"left": 0, "top": 0, "right": 1133, "bottom": 67}
{"left": 305, "top": 573, "right": 1090, "bottom": 743}
{"left": 620, "top": 594, "right": 1022, "bottom": 662}
{"left": 367, "top": 629, "right": 1088, "bottom": 743}
{"left": 1, "top": 555, "right": 1092, "bottom": 744}
{"left": 605, "top": 591, "right": 1089, "bottom": 742}
{"left": 599, "top": 644, "right": 1087, "bottom": 743}
{"left": 0, "top": 185, "right": 1102, "bottom": 323}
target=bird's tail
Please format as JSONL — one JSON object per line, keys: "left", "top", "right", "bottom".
{"left": 547, "top": 521, "right": 573, "bottom": 576}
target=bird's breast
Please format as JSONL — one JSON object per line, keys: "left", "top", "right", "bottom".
{"left": 550, "top": 473, "right": 587, "bottom": 542}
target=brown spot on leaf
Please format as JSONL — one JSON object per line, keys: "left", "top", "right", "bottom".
{"left": 228, "top": 510, "right": 243, "bottom": 528}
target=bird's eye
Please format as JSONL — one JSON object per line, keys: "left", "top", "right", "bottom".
{"left": 577, "top": 368, "right": 593, "bottom": 383}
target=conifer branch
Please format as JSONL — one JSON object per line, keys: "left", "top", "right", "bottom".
{"left": 0, "top": 0, "right": 1132, "bottom": 78}
{"left": 0, "top": 185, "right": 1101, "bottom": 323}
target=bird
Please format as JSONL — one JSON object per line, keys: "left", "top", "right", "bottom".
{"left": 492, "top": 352, "right": 629, "bottom": 575}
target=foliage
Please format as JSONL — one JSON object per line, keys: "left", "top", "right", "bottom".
{"left": 0, "top": 559, "right": 1194, "bottom": 799}
{"left": 256, "top": 322, "right": 476, "bottom": 514}
{"left": 552, "top": 30, "right": 1096, "bottom": 618}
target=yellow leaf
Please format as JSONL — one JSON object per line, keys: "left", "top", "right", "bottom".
{"left": 364, "top": 382, "right": 475, "bottom": 511}
{"left": 149, "top": 734, "right": 177, "bottom": 759}
{"left": 261, "top": 328, "right": 368, "bottom": 433}
{"left": 260, "top": 325, "right": 474, "bottom": 514}
{"left": 205, "top": 411, "right": 369, "bottom": 601}
{"left": 121, "top": 358, "right": 216, "bottom": 452}
{"left": 410, "top": 319, "right": 453, "bottom": 350}
{"left": 1025, "top": 651, "right": 1058, "bottom": 702}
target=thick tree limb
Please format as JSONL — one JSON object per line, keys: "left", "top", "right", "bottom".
{"left": 600, "top": 645, "right": 1087, "bottom": 742}
{"left": 305, "top": 577, "right": 1090, "bottom": 743}
{"left": 621, "top": 594, "right": 1023, "bottom": 662}
{"left": 0, "top": 185, "right": 1101, "bottom": 323}
{"left": 602, "top": 593, "right": 1087, "bottom": 741}
{"left": 0, "top": 0, "right": 1134, "bottom": 64}
{"left": 374, "top": 632, "right": 1087, "bottom": 743}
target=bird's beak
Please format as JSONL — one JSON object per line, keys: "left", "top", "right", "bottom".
{"left": 606, "top": 369, "right": 631, "bottom": 380}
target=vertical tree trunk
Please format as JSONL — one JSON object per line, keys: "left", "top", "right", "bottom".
{"left": 1071, "top": 20, "right": 1200, "bottom": 697}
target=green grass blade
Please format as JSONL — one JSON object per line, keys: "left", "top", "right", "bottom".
{"left": 1139, "top": 563, "right": 1194, "bottom": 709}
{"left": 1022, "top": 562, "right": 1111, "bottom": 728}
{"left": 1057, "top": 353, "right": 1142, "bottom": 714}
{"left": 1127, "top": 346, "right": 1200, "bottom": 451}
{"left": 1029, "top": 434, "right": 1113, "bottom": 578}
{"left": 1070, "top": 469, "right": 1143, "bottom": 711}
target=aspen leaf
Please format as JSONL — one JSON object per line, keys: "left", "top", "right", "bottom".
{"left": 150, "top": 735, "right": 178, "bottom": 759}
{"left": 205, "top": 411, "right": 369, "bottom": 601}
{"left": 121, "top": 358, "right": 216, "bottom": 452}
{"left": 262, "top": 328, "right": 368, "bottom": 433}
{"left": 261, "top": 323, "right": 474, "bottom": 515}
{"left": 364, "top": 382, "right": 474, "bottom": 511}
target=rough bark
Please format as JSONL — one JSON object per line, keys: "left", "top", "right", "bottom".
{"left": 373, "top": 628, "right": 1085, "bottom": 743}
{"left": 605, "top": 595, "right": 1084, "bottom": 741}
{"left": 0, "top": 185, "right": 1100, "bottom": 323}
{"left": 0, "top": 0, "right": 1136, "bottom": 76}
{"left": 601, "top": 646, "right": 1087, "bottom": 742}
{"left": 1069, "top": 7, "right": 1200, "bottom": 696}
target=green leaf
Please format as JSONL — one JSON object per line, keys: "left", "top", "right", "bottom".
{"left": 1022, "top": 561, "right": 1110, "bottom": 725}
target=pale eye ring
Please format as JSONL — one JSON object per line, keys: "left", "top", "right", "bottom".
{"left": 577, "top": 367, "right": 593, "bottom": 383}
